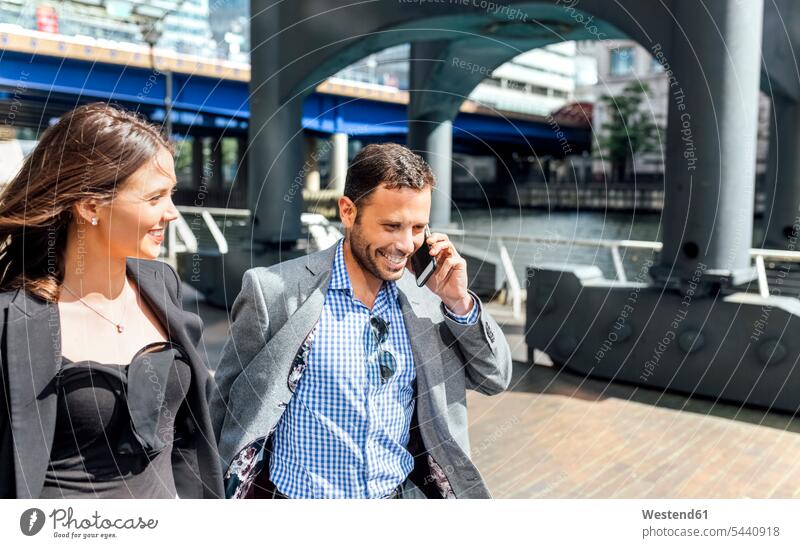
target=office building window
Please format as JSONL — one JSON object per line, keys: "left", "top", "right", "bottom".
{"left": 505, "top": 79, "right": 527, "bottom": 92}
{"left": 530, "top": 84, "right": 548, "bottom": 96}
{"left": 610, "top": 47, "right": 635, "bottom": 76}
{"left": 651, "top": 56, "right": 664, "bottom": 73}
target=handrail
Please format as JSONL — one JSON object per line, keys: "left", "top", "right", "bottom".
{"left": 609, "top": 245, "right": 628, "bottom": 283}
{"left": 173, "top": 212, "right": 198, "bottom": 253}
{"left": 163, "top": 211, "right": 198, "bottom": 267}
{"left": 176, "top": 205, "right": 250, "bottom": 217}
{"left": 755, "top": 255, "right": 769, "bottom": 298}
{"left": 435, "top": 227, "right": 800, "bottom": 300}
{"left": 165, "top": 212, "right": 800, "bottom": 302}
{"left": 201, "top": 210, "right": 229, "bottom": 254}
{"left": 435, "top": 227, "right": 800, "bottom": 264}
{"left": 749, "top": 248, "right": 800, "bottom": 262}
{"left": 497, "top": 238, "right": 522, "bottom": 319}
{"left": 172, "top": 207, "right": 346, "bottom": 258}
{"left": 434, "top": 227, "right": 662, "bottom": 251}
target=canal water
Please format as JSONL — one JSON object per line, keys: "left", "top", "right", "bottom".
{"left": 454, "top": 208, "right": 768, "bottom": 282}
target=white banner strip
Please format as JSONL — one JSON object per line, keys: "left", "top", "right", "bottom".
{"left": 1, "top": 499, "right": 799, "bottom": 547}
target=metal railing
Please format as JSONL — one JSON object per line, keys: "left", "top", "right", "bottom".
{"left": 176, "top": 205, "right": 250, "bottom": 218}
{"left": 435, "top": 227, "right": 800, "bottom": 311}
{"left": 496, "top": 237, "right": 522, "bottom": 319}
{"left": 162, "top": 207, "right": 248, "bottom": 266}
{"left": 750, "top": 248, "right": 800, "bottom": 298}
{"left": 164, "top": 208, "right": 345, "bottom": 264}
{"left": 164, "top": 211, "right": 197, "bottom": 267}
{"left": 162, "top": 211, "right": 800, "bottom": 311}
{"left": 174, "top": 205, "right": 250, "bottom": 256}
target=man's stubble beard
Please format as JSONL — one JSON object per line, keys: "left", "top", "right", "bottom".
{"left": 348, "top": 220, "right": 403, "bottom": 282}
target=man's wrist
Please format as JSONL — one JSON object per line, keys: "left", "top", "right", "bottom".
{"left": 445, "top": 294, "right": 474, "bottom": 316}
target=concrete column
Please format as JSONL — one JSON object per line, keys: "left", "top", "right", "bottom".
{"left": 232, "top": 136, "right": 248, "bottom": 208}
{"left": 235, "top": 136, "right": 247, "bottom": 188}
{"left": 212, "top": 139, "right": 224, "bottom": 190}
{"left": 304, "top": 135, "right": 321, "bottom": 193}
{"left": 248, "top": 0, "right": 303, "bottom": 244}
{"left": 764, "top": 97, "right": 800, "bottom": 249}
{"left": 329, "top": 132, "right": 348, "bottom": 193}
{"left": 408, "top": 40, "right": 454, "bottom": 229}
{"left": 652, "top": 0, "right": 764, "bottom": 288}
{"left": 408, "top": 119, "right": 452, "bottom": 227}
{"left": 191, "top": 136, "right": 203, "bottom": 191}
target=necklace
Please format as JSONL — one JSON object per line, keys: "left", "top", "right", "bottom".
{"left": 60, "top": 281, "right": 130, "bottom": 334}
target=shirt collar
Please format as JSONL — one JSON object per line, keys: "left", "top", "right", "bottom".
{"left": 330, "top": 238, "right": 399, "bottom": 303}
{"left": 329, "top": 239, "right": 351, "bottom": 292}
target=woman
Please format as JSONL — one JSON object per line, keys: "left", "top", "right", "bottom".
{"left": 0, "top": 103, "right": 223, "bottom": 498}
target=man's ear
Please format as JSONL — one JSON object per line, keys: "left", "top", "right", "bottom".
{"left": 338, "top": 196, "right": 357, "bottom": 230}
{"left": 73, "top": 200, "right": 99, "bottom": 225}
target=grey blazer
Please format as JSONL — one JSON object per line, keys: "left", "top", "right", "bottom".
{"left": 209, "top": 242, "right": 512, "bottom": 498}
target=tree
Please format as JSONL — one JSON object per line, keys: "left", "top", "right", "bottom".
{"left": 595, "top": 82, "right": 663, "bottom": 182}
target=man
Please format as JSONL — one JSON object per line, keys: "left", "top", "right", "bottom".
{"left": 210, "top": 143, "right": 512, "bottom": 499}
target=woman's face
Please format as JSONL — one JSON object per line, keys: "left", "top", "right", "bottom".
{"left": 95, "top": 146, "right": 179, "bottom": 260}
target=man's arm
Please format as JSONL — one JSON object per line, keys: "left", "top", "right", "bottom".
{"left": 442, "top": 292, "right": 513, "bottom": 395}
{"left": 422, "top": 232, "right": 513, "bottom": 396}
{"left": 207, "top": 269, "right": 271, "bottom": 443}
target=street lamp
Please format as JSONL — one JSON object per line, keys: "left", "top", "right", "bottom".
{"left": 103, "top": 0, "right": 185, "bottom": 138}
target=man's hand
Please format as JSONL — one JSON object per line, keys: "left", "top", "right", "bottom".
{"left": 421, "top": 232, "right": 473, "bottom": 315}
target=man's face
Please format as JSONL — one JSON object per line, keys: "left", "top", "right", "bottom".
{"left": 342, "top": 184, "right": 431, "bottom": 282}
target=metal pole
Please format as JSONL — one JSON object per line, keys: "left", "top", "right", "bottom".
{"left": 329, "top": 133, "right": 348, "bottom": 193}
{"left": 164, "top": 69, "right": 173, "bottom": 140}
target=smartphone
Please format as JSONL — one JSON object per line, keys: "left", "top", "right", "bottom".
{"left": 410, "top": 227, "right": 437, "bottom": 287}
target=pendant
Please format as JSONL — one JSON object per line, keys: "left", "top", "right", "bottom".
{"left": 116, "top": 324, "right": 125, "bottom": 334}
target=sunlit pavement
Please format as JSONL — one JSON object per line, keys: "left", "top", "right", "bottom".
{"left": 185, "top": 283, "right": 800, "bottom": 498}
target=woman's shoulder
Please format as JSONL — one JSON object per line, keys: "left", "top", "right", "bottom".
{"left": 127, "top": 257, "right": 182, "bottom": 300}
{"left": 126, "top": 257, "right": 178, "bottom": 278}
{"left": 0, "top": 288, "right": 23, "bottom": 309}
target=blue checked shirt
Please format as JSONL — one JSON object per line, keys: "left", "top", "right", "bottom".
{"left": 269, "top": 238, "right": 479, "bottom": 498}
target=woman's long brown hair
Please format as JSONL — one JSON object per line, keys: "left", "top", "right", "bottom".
{"left": 0, "top": 103, "right": 172, "bottom": 302}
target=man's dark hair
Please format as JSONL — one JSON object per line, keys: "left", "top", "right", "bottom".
{"left": 344, "top": 143, "right": 435, "bottom": 205}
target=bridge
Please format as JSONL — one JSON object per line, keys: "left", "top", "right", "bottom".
{"left": 0, "top": 24, "right": 589, "bottom": 208}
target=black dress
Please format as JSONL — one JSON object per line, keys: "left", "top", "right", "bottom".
{"left": 40, "top": 341, "right": 192, "bottom": 498}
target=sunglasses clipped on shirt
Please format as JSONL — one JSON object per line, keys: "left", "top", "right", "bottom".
{"left": 368, "top": 315, "right": 398, "bottom": 383}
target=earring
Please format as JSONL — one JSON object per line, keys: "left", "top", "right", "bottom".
{"left": 90, "top": 218, "right": 98, "bottom": 226}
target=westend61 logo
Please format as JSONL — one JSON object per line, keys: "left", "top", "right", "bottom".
{"left": 19, "top": 507, "right": 158, "bottom": 540}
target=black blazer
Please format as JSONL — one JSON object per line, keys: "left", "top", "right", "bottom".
{"left": 0, "top": 258, "right": 223, "bottom": 498}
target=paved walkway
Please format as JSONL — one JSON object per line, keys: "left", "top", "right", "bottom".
{"left": 470, "top": 303, "right": 800, "bottom": 498}
{"left": 185, "top": 286, "right": 800, "bottom": 498}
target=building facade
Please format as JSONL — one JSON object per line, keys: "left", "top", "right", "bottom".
{"left": 0, "top": 0, "right": 218, "bottom": 59}
{"left": 586, "top": 38, "right": 771, "bottom": 184}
